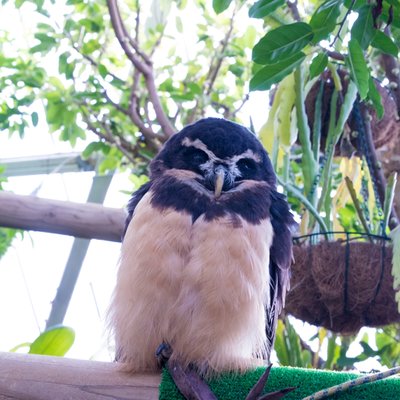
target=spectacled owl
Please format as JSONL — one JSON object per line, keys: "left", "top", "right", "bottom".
{"left": 109, "top": 118, "right": 296, "bottom": 375}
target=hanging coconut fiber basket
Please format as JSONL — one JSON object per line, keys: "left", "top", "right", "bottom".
{"left": 285, "top": 231, "right": 400, "bottom": 335}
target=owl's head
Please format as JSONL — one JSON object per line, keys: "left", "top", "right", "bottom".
{"left": 150, "top": 118, "right": 276, "bottom": 197}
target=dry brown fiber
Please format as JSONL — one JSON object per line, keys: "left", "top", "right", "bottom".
{"left": 285, "top": 241, "right": 399, "bottom": 334}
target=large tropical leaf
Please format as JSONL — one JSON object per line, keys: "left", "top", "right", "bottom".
{"left": 249, "top": 0, "right": 285, "bottom": 18}
{"left": 351, "top": 5, "right": 376, "bottom": 49}
{"left": 252, "top": 22, "right": 313, "bottom": 64}
{"left": 309, "top": 0, "right": 342, "bottom": 43}
{"left": 346, "top": 39, "right": 369, "bottom": 99}
{"left": 371, "top": 30, "right": 399, "bottom": 57}
{"left": 250, "top": 52, "right": 305, "bottom": 91}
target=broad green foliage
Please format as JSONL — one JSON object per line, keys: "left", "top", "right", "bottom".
{"left": 1, "top": 0, "right": 258, "bottom": 174}
{"left": 243, "top": 0, "right": 400, "bottom": 106}
{"left": 248, "top": 0, "right": 284, "bottom": 18}
{"left": 215, "top": 0, "right": 400, "bottom": 236}
{"left": 252, "top": 22, "right": 313, "bottom": 64}
{"left": 10, "top": 325, "right": 75, "bottom": 356}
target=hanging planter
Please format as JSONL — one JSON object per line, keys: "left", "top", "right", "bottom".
{"left": 305, "top": 69, "right": 400, "bottom": 156}
{"left": 285, "top": 232, "right": 399, "bottom": 335}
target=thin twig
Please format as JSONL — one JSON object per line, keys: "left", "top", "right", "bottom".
{"left": 286, "top": 0, "right": 301, "bottom": 22}
{"left": 84, "top": 117, "right": 135, "bottom": 164}
{"left": 330, "top": 0, "right": 356, "bottom": 47}
{"left": 205, "top": 9, "right": 236, "bottom": 96}
{"left": 62, "top": 26, "right": 124, "bottom": 83}
{"left": 233, "top": 94, "right": 250, "bottom": 117}
{"left": 102, "top": 89, "right": 130, "bottom": 116}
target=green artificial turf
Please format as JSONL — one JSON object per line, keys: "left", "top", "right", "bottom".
{"left": 159, "top": 365, "right": 400, "bottom": 399}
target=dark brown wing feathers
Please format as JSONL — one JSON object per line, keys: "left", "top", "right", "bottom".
{"left": 267, "top": 190, "right": 297, "bottom": 350}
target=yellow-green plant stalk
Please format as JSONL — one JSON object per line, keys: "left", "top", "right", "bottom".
{"left": 383, "top": 172, "right": 397, "bottom": 235}
{"left": 294, "top": 66, "right": 318, "bottom": 202}
{"left": 389, "top": 225, "right": 400, "bottom": 313}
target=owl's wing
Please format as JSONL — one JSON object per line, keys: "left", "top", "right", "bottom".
{"left": 266, "top": 190, "right": 297, "bottom": 351}
{"left": 123, "top": 181, "right": 152, "bottom": 239}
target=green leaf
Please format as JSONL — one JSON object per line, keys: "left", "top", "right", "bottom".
{"left": 248, "top": 0, "right": 285, "bottom": 18}
{"left": 309, "top": 53, "right": 328, "bottom": 78}
{"left": 29, "top": 326, "right": 75, "bottom": 356}
{"left": 29, "top": 32, "right": 57, "bottom": 54}
{"left": 371, "top": 30, "right": 399, "bottom": 56}
{"left": 81, "top": 39, "right": 101, "bottom": 55}
{"left": 98, "top": 63, "right": 108, "bottom": 78}
{"left": 31, "top": 112, "right": 39, "bottom": 127}
{"left": 310, "top": 0, "right": 342, "bottom": 43}
{"left": 250, "top": 52, "right": 306, "bottom": 91}
{"left": 82, "top": 141, "right": 110, "bottom": 158}
{"left": 212, "top": 0, "right": 232, "bottom": 14}
{"left": 351, "top": 5, "right": 376, "bottom": 49}
{"left": 79, "top": 18, "right": 102, "bottom": 33}
{"left": 58, "top": 52, "right": 74, "bottom": 80}
{"left": 346, "top": 39, "right": 369, "bottom": 99}
{"left": 368, "top": 77, "right": 384, "bottom": 119}
{"left": 252, "top": 22, "right": 313, "bottom": 64}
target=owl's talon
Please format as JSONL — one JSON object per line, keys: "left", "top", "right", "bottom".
{"left": 245, "top": 364, "right": 296, "bottom": 400}
{"left": 167, "top": 359, "right": 218, "bottom": 400}
{"left": 156, "top": 342, "right": 172, "bottom": 368}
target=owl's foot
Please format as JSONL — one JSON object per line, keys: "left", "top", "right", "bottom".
{"left": 245, "top": 364, "right": 297, "bottom": 400}
{"left": 156, "top": 344, "right": 295, "bottom": 400}
{"left": 156, "top": 342, "right": 173, "bottom": 368}
{"left": 156, "top": 342, "right": 218, "bottom": 400}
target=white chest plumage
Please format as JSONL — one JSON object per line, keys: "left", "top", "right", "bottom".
{"left": 109, "top": 190, "right": 273, "bottom": 373}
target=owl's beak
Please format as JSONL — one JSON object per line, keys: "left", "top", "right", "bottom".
{"left": 214, "top": 165, "right": 226, "bottom": 198}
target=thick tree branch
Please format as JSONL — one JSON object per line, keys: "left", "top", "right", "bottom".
{"left": 106, "top": 0, "right": 175, "bottom": 138}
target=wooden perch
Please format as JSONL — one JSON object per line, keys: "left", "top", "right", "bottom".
{"left": 0, "top": 352, "right": 160, "bottom": 400}
{"left": 0, "top": 191, "right": 125, "bottom": 242}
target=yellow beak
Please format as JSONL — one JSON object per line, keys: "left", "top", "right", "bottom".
{"left": 214, "top": 169, "right": 225, "bottom": 198}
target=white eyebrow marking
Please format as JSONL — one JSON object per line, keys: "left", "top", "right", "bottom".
{"left": 230, "top": 149, "right": 261, "bottom": 163}
{"left": 182, "top": 137, "right": 220, "bottom": 162}
{"left": 181, "top": 137, "right": 261, "bottom": 164}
